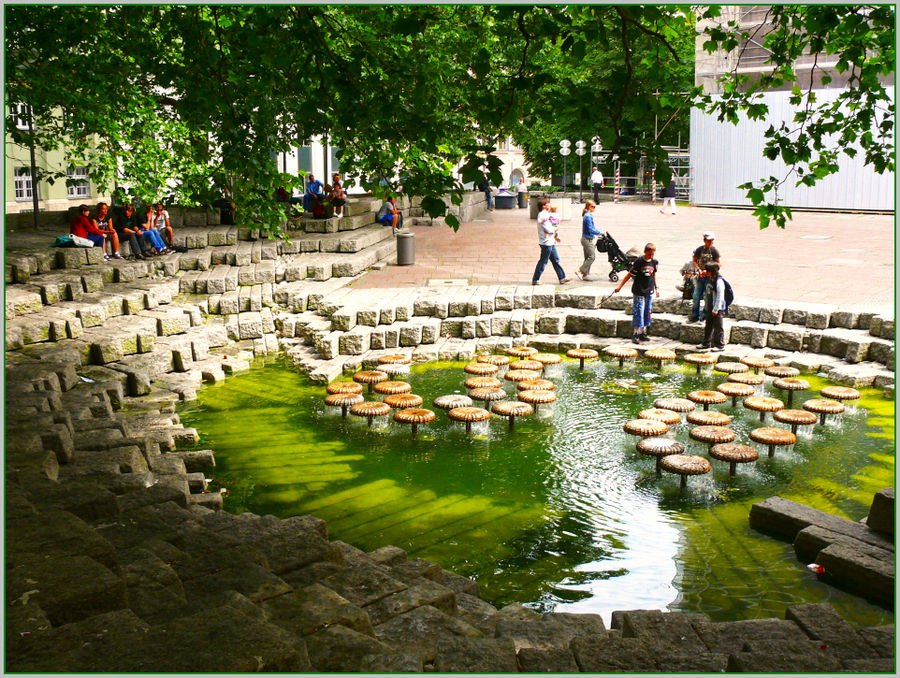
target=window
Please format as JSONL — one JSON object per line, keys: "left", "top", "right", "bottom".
{"left": 14, "top": 166, "right": 37, "bottom": 201}
{"left": 10, "top": 103, "right": 31, "bottom": 130}
{"left": 67, "top": 165, "right": 91, "bottom": 199}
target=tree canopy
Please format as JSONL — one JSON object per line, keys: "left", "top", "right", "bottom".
{"left": 5, "top": 4, "right": 894, "bottom": 232}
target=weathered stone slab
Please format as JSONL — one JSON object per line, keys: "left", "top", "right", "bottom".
{"left": 856, "top": 625, "right": 895, "bottom": 658}
{"left": 373, "top": 604, "right": 481, "bottom": 663}
{"left": 750, "top": 496, "right": 894, "bottom": 552}
{"left": 571, "top": 634, "right": 658, "bottom": 672}
{"left": 263, "top": 583, "right": 372, "bottom": 637}
{"left": 785, "top": 603, "right": 877, "bottom": 660}
{"left": 7, "top": 555, "right": 127, "bottom": 626}
{"left": 320, "top": 563, "right": 407, "bottom": 608}
{"left": 866, "top": 487, "right": 894, "bottom": 537}
{"left": 727, "top": 637, "right": 843, "bottom": 672}
{"left": 815, "top": 541, "right": 894, "bottom": 606}
{"left": 433, "top": 636, "right": 518, "bottom": 673}
{"left": 305, "top": 624, "right": 393, "bottom": 672}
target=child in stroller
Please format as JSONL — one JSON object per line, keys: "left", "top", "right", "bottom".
{"left": 595, "top": 231, "right": 637, "bottom": 282}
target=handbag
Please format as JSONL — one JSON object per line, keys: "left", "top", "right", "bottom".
{"left": 70, "top": 234, "right": 95, "bottom": 247}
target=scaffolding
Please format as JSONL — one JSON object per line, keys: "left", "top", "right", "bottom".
{"left": 637, "top": 147, "right": 692, "bottom": 202}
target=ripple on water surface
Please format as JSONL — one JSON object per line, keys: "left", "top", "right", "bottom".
{"left": 179, "top": 358, "right": 894, "bottom": 626}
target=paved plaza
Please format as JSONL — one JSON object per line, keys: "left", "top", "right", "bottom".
{"left": 356, "top": 202, "right": 895, "bottom": 317}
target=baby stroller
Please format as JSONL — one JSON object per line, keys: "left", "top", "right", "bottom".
{"left": 595, "top": 232, "right": 636, "bottom": 282}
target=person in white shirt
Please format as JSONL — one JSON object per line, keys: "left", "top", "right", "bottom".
{"left": 590, "top": 166, "right": 605, "bottom": 203}
{"left": 153, "top": 203, "right": 173, "bottom": 247}
{"left": 532, "top": 199, "right": 571, "bottom": 286}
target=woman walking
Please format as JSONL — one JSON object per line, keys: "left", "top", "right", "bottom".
{"left": 576, "top": 200, "right": 601, "bottom": 280}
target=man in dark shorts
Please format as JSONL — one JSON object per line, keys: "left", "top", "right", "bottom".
{"left": 613, "top": 242, "right": 659, "bottom": 343}
{"left": 690, "top": 231, "right": 721, "bottom": 322}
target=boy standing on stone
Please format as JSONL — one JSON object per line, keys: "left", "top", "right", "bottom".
{"left": 613, "top": 243, "right": 659, "bottom": 344}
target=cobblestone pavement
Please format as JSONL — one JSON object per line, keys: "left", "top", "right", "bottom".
{"left": 355, "top": 202, "right": 895, "bottom": 316}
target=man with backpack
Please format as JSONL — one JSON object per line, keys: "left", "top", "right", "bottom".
{"left": 698, "top": 261, "right": 731, "bottom": 352}
{"left": 689, "top": 231, "right": 721, "bottom": 322}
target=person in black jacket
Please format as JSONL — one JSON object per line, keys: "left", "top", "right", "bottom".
{"left": 478, "top": 172, "right": 493, "bottom": 210}
{"left": 660, "top": 179, "right": 677, "bottom": 215}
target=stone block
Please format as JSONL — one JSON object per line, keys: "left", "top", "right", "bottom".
{"left": 374, "top": 605, "right": 480, "bottom": 663}
{"left": 366, "top": 578, "right": 456, "bottom": 626}
{"left": 758, "top": 305, "right": 784, "bottom": 324}
{"left": 857, "top": 625, "right": 895, "bottom": 658}
{"left": 433, "top": 637, "right": 518, "bottom": 673}
{"left": 815, "top": 541, "right": 894, "bottom": 607}
{"left": 826, "top": 363, "right": 879, "bottom": 387}
{"left": 518, "top": 646, "right": 580, "bottom": 672}
{"left": 729, "top": 303, "right": 761, "bottom": 322}
{"left": 830, "top": 310, "right": 860, "bottom": 329}
{"left": 399, "top": 323, "right": 423, "bottom": 347}
{"left": 305, "top": 624, "right": 393, "bottom": 672}
{"left": 866, "top": 487, "right": 894, "bottom": 537}
{"left": 320, "top": 563, "right": 407, "bottom": 608}
{"left": 7, "top": 555, "right": 127, "bottom": 626}
{"left": 766, "top": 327, "right": 803, "bottom": 351}
{"left": 263, "top": 583, "right": 372, "bottom": 637}
{"left": 727, "top": 638, "right": 843, "bottom": 672}
{"left": 571, "top": 634, "right": 658, "bottom": 672}
{"left": 749, "top": 496, "right": 893, "bottom": 551}
{"left": 785, "top": 603, "right": 877, "bottom": 660}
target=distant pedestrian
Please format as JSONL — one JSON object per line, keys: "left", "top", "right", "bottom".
{"left": 698, "top": 262, "right": 727, "bottom": 351}
{"left": 660, "top": 179, "right": 677, "bottom": 215}
{"left": 576, "top": 200, "right": 601, "bottom": 280}
{"left": 478, "top": 172, "right": 493, "bottom": 210}
{"left": 532, "top": 199, "right": 571, "bottom": 286}
{"left": 590, "top": 166, "right": 605, "bottom": 203}
{"left": 612, "top": 242, "right": 659, "bottom": 344}
{"left": 689, "top": 231, "right": 721, "bottom": 322}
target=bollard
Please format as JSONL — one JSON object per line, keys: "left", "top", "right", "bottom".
{"left": 396, "top": 232, "right": 415, "bottom": 266}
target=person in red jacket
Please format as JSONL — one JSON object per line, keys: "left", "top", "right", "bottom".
{"left": 70, "top": 204, "right": 107, "bottom": 255}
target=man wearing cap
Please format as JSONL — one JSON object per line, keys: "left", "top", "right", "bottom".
{"left": 690, "top": 231, "right": 721, "bottom": 322}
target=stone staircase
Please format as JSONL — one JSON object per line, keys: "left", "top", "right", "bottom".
{"left": 5, "top": 195, "right": 896, "bottom": 671}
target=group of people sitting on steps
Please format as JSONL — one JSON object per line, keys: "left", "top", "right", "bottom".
{"left": 277, "top": 173, "right": 346, "bottom": 219}
{"left": 70, "top": 202, "right": 175, "bottom": 260}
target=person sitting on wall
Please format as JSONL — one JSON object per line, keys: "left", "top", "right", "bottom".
{"left": 114, "top": 203, "right": 152, "bottom": 259}
{"left": 303, "top": 174, "right": 324, "bottom": 212}
{"left": 93, "top": 202, "right": 123, "bottom": 259}
{"left": 139, "top": 204, "right": 170, "bottom": 254}
{"left": 153, "top": 203, "right": 174, "bottom": 248}
{"left": 376, "top": 195, "right": 403, "bottom": 233}
{"left": 70, "top": 204, "right": 107, "bottom": 253}
{"left": 330, "top": 173, "right": 346, "bottom": 218}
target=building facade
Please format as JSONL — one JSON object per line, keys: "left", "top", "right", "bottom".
{"left": 5, "top": 105, "right": 110, "bottom": 215}
{"left": 691, "top": 6, "right": 895, "bottom": 211}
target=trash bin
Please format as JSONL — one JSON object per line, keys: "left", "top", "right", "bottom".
{"left": 517, "top": 192, "right": 527, "bottom": 208}
{"left": 396, "top": 232, "right": 415, "bottom": 266}
{"left": 495, "top": 194, "right": 517, "bottom": 209}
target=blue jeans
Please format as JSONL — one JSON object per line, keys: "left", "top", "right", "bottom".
{"left": 483, "top": 190, "right": 493, "bottom": 209}
{"left": 633, "top": 294, "right": 653, "bottom": 328}
{"left": 691, "top": 275, "right": 710, "bottom": 321}
{"left": 532, "top": 245, "right": 566, "bottom": 284}
{"left": 142, "top": 228, "right": 167, "bottom": 251}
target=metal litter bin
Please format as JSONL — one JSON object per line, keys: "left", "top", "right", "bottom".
{"left": 517, "top": 192, "right": 527, "bottom": 208}
{"left": 396, "top": 232, "right": 415, "bottom": 266}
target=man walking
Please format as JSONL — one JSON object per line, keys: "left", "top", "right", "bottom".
{"left": 698, "top": 262, "right": 727, "bottom": 351}
{"left": 690, "top": 231, "right": 721, "bottom": 322}
{"left": 532, "top": 199, "right": 571, "bottom": 286}
{"left": 590, "top": 166, "right": 605, "bottom": 203}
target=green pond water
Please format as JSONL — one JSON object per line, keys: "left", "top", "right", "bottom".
{"left": 178, "top": 356, "right": 895, "bottom": 627}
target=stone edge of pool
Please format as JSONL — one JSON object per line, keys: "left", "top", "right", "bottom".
{"left": 6, "top": 279, "right": 895, "bottom": 671}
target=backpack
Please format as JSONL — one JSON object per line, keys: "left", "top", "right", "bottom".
{"left": 722, "top": 277, "right": 734, "bottom": 315}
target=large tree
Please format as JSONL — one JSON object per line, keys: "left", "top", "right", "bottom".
{"left": 5, "top": 5, "right": 894, "bottom": 232}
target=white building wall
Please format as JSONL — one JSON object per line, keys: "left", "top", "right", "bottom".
{"left": 690, "top": 87, "right": 895, "bottom": 210}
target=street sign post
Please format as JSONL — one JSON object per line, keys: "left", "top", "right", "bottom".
{"left": 575, "top": 140, "right": 587, "bottom": 201}
{"left": 559, "top": 140, "right": 571, "bottom": 190}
